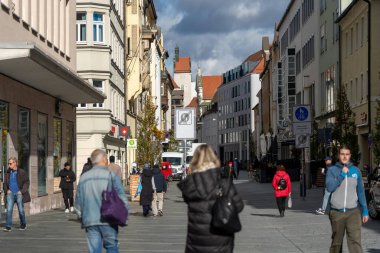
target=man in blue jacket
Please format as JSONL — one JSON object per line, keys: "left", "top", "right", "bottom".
{"left": 326, "top": 145, "right": 369, "bottom": 253}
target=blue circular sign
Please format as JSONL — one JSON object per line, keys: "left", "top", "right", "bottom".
{"left": 295, "top": 107, "right": 309, "bottom": 121}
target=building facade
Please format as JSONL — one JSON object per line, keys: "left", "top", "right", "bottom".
{"left": 0, "top": 0, "right": 104, "bottom": 214}
{"left": 317, "top": 0, "right": 340, "bottom": 159}
{"left": 76, "top": 0, "right": 127, "bottom": 180}
{"left": 218, "top": 52, "right": 262, "bottom": 164}
{"left": 338, "top": 0, "right": 380, "bottom": 168}
{"left": 274, "top": 0, "right": 320, "bottom": 159}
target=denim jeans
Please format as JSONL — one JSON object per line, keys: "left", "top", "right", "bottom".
{"left": 6, "top": 192, "right": 26, "bottom": 228}
{"left": 86, "top": 225, "right": 119, "bottom": 253}
{"left": 322, "top": 188, "right": 331, "bottom": 211}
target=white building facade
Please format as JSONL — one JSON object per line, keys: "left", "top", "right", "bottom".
{"left": 76, "top": 0, "right": 126, "bottom": 180}
{"left": 274, "top": 0, "right": 320, "bottom": 159}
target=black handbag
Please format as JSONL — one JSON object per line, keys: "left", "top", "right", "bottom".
{"left": 211, "top": 179, "right": 242, "bottom": 235}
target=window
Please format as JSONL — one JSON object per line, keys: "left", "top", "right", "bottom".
{"left": 302, "top": 36, "right": 315, "bottom": 68}
{"left": 296, "top": 51, "right": 301, "bottom": 75}
{"left": 53, "top": 118, "right": 62, "bottom": 177}
{"left": 37, "top": 114, "right": 47, "bottom": 196}
{"left": 356, "top": 23, "right": 359, "bottom": 51}
{"left": 93, "top": 12, "right": 104, "bottom": 43}
{"left": 93, "top": 80, "right": 104, "bottom": 108}
{"left": 350, "top": 27, "right": 353, "bottom": 55}
{"left": 320, "top": 23, "right": 326, "bottom": 53}
{"left": 18, "top": 108, "right": 30, "bottom": 176}
{"left": 360, "top": 74, "right": 364, "bottom": 101}
{"left": 361, "top": 17, "right": 364, "bottom": 47}
{"left": 355, "top": 78, "right": 359, "bottom": 104}
{"left": 0, "top": 101, "right": 9, "bottom": 172}
{"left": 76, "top": 12, "right": 86, "bottom": 42}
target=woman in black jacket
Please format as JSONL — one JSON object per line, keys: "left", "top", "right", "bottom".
{"left": 59, "top": 162, "right": 76, "bottom": 213}
{"left": 178, "top": 144, "right": 244, "bottom": 253}
{"left": 140, "top": 163, "right": 153, "bottom": 217}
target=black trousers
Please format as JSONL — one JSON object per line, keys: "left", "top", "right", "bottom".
{"left": 62, "top": 189, "right": 74, "bottom": 209}
{"left": 276, "top": 197, "right": 286, "bottom": 213}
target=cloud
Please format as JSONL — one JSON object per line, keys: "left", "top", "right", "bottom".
{"left": 155, "top": 0, "right": 290, "bottom": 75}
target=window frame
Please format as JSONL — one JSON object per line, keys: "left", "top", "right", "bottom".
{"left": 92, "top": 79, "right": 104, "bottom": 108}
{"left": 93, "top": 12, "right": 105, "bottom": 43}
{"left": 76, "top": 12, "right": 87, "bottom": 43}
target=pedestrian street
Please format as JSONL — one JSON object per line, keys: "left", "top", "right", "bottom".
{"left": 1, "top": 171, "right": 380, "bottom": 252}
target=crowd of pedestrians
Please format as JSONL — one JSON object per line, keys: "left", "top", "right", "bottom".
{"left": 2, "top": 143, "right": 374, "bottom": 253}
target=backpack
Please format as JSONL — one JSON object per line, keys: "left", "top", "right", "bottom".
{"left": 278, "top": 177, "right": 287, "bottom": 190}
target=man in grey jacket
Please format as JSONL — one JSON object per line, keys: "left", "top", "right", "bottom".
{"left": 326, "top": 145, "right": 368, "bottom": 253}
{"left": 75, "top": 149, "right": 129, "bottom": 253}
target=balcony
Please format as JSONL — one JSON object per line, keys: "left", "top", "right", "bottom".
{"left": 142, "top": 25, "right": 158, "bottom": 42}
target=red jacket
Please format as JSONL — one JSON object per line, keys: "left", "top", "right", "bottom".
{"left": 272, "top": 170, "right": 292, "bottom": 198}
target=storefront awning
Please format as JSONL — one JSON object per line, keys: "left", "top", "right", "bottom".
{"left": 0, "top": 43, "right": 106, "bottom": 104}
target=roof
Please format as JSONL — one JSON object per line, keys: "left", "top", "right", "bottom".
{"left": 276, "top": 0, "right": 296, "bottom": 31}
{"left": 243, "top": 50, "right": 262, "bottom": 63}
{"left": 167, "top": 71, "right": 177, "bottom": 90}
{"left": 202, "top": 75, "right": 223, "bottom": 100}
{"left": 251, "top": 58, "right": 265, "bottom": 74}
{"left": 186, "top": 97, "right": 198, "bottom": 108}
{"left": 174, "top": 57, "right": 191, "bottom": 73}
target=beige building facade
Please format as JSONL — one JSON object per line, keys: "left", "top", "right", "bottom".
{"left": 0, "top": 0, "right": 104, "bottom": 214}
{"left": 75, "top": 0, "right": 127, "bottom": 180}
{"left": 338, "top": 0, "right": 380, "bottom": 168}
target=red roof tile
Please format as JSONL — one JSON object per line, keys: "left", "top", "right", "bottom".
{"left": 186, "top": 97, "right": 198, "bottom": 108}
{"left": 202, "top": 76, "right": 223, "bottom": 100}
{"left": 243, "top": 50, "right": 262, "bottom": 63}
{"left": 174, "top": 57, "right": 191, "bottom": 73}
{"left": 251, "top": 58, "right": 265, "bottom": 74}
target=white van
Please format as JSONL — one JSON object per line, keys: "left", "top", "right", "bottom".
{"left": 162, "top": 152, "right": 185, "bottom": 180}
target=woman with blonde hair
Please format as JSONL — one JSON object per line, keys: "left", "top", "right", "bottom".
{"left": 178, "top": 144, "right": 244, "bottom": 253}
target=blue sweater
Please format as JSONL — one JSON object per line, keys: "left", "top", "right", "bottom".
{"left": 326, "top": 162, "right": 368, "bottom": 216}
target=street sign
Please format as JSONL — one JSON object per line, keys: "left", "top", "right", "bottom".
{"left": 127, "top": 139, "right": 137, "bottom": 149}
{"left": 175, "top": 108, "right": 196, "bottom": 140}
{"left": 293, "top": 122, "right": 312, "bottom": 135}
{"left": 293, "top": 105, "right": 311, "bottom": 123}
{"left": 295, "top": 134, "right": 310, "bottom": 149}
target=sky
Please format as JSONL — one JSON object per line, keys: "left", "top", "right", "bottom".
{"left": 155, "top": 0, "right": 291, "bottom": 76}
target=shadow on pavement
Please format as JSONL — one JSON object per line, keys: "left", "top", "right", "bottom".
{"left": 367, "top": 249, "right": 380, "bottom": 253}
{"left": 250, "top": 213, "right": 278, "bottom": 218}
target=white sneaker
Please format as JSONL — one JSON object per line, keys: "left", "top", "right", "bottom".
{"left": 70, "top": 207, "right": 74, "bottom": 212}
{"left": 315, "top": 208, "right": 325, "bottom": 215}
{"left": 65, "top": 209, "right": 69, "bottom": 213}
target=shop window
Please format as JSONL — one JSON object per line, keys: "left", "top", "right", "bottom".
{"left": 0, "top": 101, "right": 9, "bottom": 174}
{"left": 53, "top": 118, "right": 62, "bottom": 177}
{"left": 66, "top": 121, "right": 74, "bottom": 173}
{"left": 18, "top": 108, "right": 30, "bottom": 176}
{"left": 38, "top": 113, "right": 47, "bottom": 196}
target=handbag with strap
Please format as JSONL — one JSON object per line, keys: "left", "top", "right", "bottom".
{"left": 211, "top": 179, "right": 242, "bottom": 235}
{"left": 101, "top": 173, "right": 128, "bottom": 227}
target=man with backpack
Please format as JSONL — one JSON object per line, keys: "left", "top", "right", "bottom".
{"left": 272, "top": 164, "right": 292, "bottom": 217}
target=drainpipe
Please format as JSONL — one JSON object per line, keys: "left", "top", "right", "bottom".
{"left": 363, "top": 0, "right": 371, "bottom": 171}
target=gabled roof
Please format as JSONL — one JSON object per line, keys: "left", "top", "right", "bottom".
{"left": 243, "top": 50, "right": 262, "bottom": 63}
{"left": 251, "top": 58, "right": 265, "bottom": 74}
{"left": 202, "top": 76, "right": 223, "bottom": 100}
{"left": 174, "top": 57, "right": 191, "bottom": 73}
{"left": 186, "top": 97, "right": 198, "bottom": 108}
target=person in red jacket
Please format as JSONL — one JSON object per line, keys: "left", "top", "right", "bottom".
{"left": 272, "top": 164, "right": 292, "bottom": 217}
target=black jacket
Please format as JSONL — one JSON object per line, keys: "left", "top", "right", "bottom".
{"left": 178, "top": 168, "right": 244, "bottom": 253}
{"left": 152, "top": 167, "right": 167, "bottom": 193}
{"left": 59, "top": 169, "right": 76, "bottom": 190}
{"left": 3, "top": 168, "right": 31, "bottom": 203}
{"left": 140, "top": 169, "right": 153, "bottom": 206}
